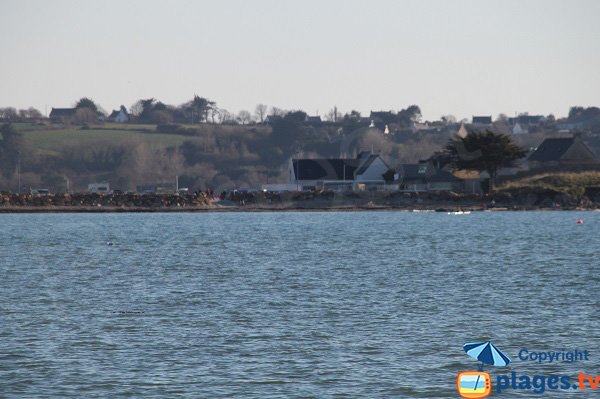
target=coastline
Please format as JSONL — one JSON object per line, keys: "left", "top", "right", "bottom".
{"left": 1, "top": 189, "right": 597, "bottom": 213}
{"left": 0, "top": 204, "right": 594, "bottom": 213}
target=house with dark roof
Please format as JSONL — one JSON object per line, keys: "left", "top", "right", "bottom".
{"left": 288, "top": 152, "right": 390, "bottom": 191}
{"left": 49, "top": 107, "right": 76, "bottom": 122}
{"left": 528, "top": 135, "right": 599, "bottom": 169}
{"left": 472, "top": 116, "right": 492, "bottom": 125}
{"left": 396, "top": 162, "right": 463, "bottom": 192}
{"left": 304, "top": 115, "right": 322, "bottom": 127}
{"left": 509, "top": 114, "right": 545, "bottom": 126}
{"left": 264, "top": 114, "right": 283, "bottom": 125}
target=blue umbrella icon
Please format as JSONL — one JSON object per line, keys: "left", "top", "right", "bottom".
{"left": 463, "top": 341, "right": 511, "bottom": 370}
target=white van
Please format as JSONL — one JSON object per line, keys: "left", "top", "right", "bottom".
{"left": 88, "top": 183, "right": 110, "bottom": 193}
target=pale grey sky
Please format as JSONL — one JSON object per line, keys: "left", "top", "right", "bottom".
{"left": 1, "top": 0, "right": 599, "bottom": 120}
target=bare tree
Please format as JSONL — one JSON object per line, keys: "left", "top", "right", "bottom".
{"left": 209, "top": 108, "right": 220, "bottom": 124}
{"left": 73, "top": 108, "right": 97, "bottom": 124}
{"left": 0, "top": 107, "right": 18, "bottom": 121}
{"left": 325, "top": 106, "right": 342, "bottom": 122}
{"left": 254, "top": 104, "right": 267, "bottom": 123}
{"left": 237, "top": 110, "right": 252, "bottom": 125}
{"left": 219, "top": 109, "right": 233, "bottom": 124}
{"left": 270, "top": 107, "right": 285, "bottom": 117}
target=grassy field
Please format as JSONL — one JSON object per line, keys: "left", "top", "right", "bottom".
{"left": 498, "top": 172, "right": 600, "bottom": 195}
{"left": 17, "top": 122, "right": 271, "bottom": 153}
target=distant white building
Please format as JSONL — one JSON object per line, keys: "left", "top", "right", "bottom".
{"left": 108, "top": 108, "right": 129, "bottom": 123}
{"left": 512, "top": 122, "right": 528, "bottom": 135}
{"left": 88, "top": 183, "right": 110, "bottom": 193}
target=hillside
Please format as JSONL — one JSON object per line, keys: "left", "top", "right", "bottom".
{"left": 5, "top": 121, "right": 600, "bottom": 194}
{"left": 4, "top": 121, "right": 445, "bottom": 193}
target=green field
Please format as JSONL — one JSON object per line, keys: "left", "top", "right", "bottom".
{"left": 17, "top": 122, "right": 270, "bottom": 154}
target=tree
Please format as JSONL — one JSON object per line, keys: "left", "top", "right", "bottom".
{"left": 325, "top": 106, "right": 342, "bottom": 122}
{"left": 568, "top": 106, "right": 600, "bottom": 121}
{"left": 254, "top": 104, "right": 267, "bottom": 123}
{"left": 0, "top": 124, "right": 23, "bottom": 177}
{"left": 218, "top": 109, "right": 233, "bottom": 124}
{"left": 441, "top": 114, "right": 457, "bottom": 125}
{"left": 75, "top": 97, "right": 98, "bottom": 113}
{"left": 73, "top": 108, "right": 97, "bottom": 124}
{"left": 131, "top": 98, "right": 157, "bottom": 121}
{"left": 20, "top": 107, "right": 43, "bottom": 120}
{"left": 0, "top": 107, "right": 18, "bottom": 121}
{"left": 382, "top": 168, "right": 396, "bottom": 183}
{"left": 185, "top": 95, "right": 216, "bottom": 123}
{"left": 496, "top": 113, "right": 508, "bottom": 122}
{"left": 237, "top": 110, "right": 252, "bottom": 125}
{"left": 445, "top": 130, "right": 526, "bottom": 193}
{"left": 270, "top": 107, "right": 285, "bottom": 117}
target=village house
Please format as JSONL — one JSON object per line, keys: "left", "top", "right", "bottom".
{"left": 471, "top": 116, "right": 493, "bottom": 126}
{"left": 285, "top": 152, "right": 391, "bottom": 192}
{"left": 395, "top": 162, "right": 464, "bottom": 192}
{"left": 304, "top": 115, "right": 322, "bottom": 127}
{"left": 108, "top": 108, "right": 129, "bottom": 123}
{"left": 49, "top": 107, "right": 76, "bottom": 123}
{"left": 528, "top": 135, "right": 599, "bottom": 170}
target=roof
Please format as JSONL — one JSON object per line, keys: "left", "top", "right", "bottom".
{"left": 399, "top": 163, "right": 461, "bottom": 182}
{"left": 305, "top": 116, "right": 322, "bottom": 123}
{"left": 400, "top": 163, "right": 432, "bottom": 180}
{"left": 109, "top": 110, "right": 120, "bottom": 118}
{"left": 355, "top": 154, "right": 379, "bottom": 175}
{"left": 429, "top": 169, "right": 461, "bottom": 183}
{"left": 472, "top": 116, "right": 492, "bottom": 124}
{"left": 509, "top": 115, "right": 545, "bottom": 125}
{"left": 49, "top": 108, "right": 76, "bottom": 117}
{"left": 528, "top": 138, "right": 575, "bottom": 162}
{"left": 292, "top": 158, "right": 360, "bottom": 180}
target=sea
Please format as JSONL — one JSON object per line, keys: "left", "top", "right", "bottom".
{"left": 1, "top": 211, "right": 598, "bottom": 398}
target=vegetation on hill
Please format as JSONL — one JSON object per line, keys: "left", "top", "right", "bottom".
{"left": 498, "top": 172, "right": 600, "bottom": 196}
{"left": 445, "top": 131, "right": 526, "bottom": 193}
{"left": 1, "top": 100, "right": 600, "bottom": 193}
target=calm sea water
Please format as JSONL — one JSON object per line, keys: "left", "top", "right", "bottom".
{"left": 1, "top": 211, "right": 598, "bottom": 398}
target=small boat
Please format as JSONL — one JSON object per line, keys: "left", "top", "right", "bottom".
{"left": 448, "top": 210, "right": 471, "bottom": 215}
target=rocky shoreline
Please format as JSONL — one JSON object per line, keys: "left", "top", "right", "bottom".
{"left": 0, "top": 189, "right": 598, "bottom": 212}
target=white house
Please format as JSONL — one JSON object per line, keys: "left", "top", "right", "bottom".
{"left": 288, "top": 152, "right": 391, "bottom": 191}
{"left": 108, "top": 108, "right": 129, "bottom": 123}
{"left": 512, "top": 122, "right": 528, "bottom": 135}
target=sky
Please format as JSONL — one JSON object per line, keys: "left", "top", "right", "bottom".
{"left": 1, "top": 0, "right": 599, "bottom": 121}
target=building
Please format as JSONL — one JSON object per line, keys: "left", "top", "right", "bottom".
{"left": 108, "top": 108, "right": 129, "bottom": 123}
{"left": 512, "top": 122, "right": 528, "bottom": 135}
{"left": 472, "top": 116, "right": 492, "bottom": 126}
{"left": 528, "top": 135, "right": 599, "bottom": 169}
{"left": 304, "top": 115, "right": 322, "bottom": 127}
{"left": 49, "top": 108, "right": 76, "bottom": 123}
{"left": 396, "top": 162, "right": 463, "bottom": 192}
{"left": 288, "top": 152, "right": 390, "bottom": 191}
